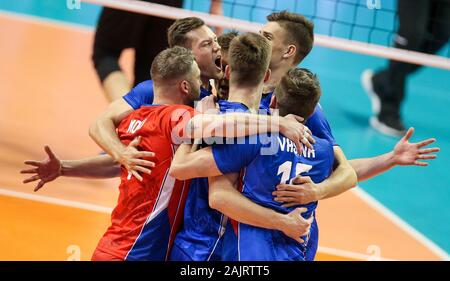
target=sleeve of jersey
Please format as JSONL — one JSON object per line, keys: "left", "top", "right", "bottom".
{"left": 211, "top": 137, "right": 260, "bottom": 174}
{"left": 122, "top": 80, "right": 154, "bottom": 110}
{"left": 306, "top": 105, "right": 338, "bottom": 146}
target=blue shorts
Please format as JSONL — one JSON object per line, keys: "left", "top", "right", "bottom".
{"left": 305, "top": 216, "right": 319, "bottom": 261}
{"left": 169, "top": 238, "right": 223, "bottom": 261}
{"left": 231, "top": 223, "right": 307, "bottom": 261}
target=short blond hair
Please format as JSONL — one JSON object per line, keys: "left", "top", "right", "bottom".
{"left": 150, "top": 46, "right": 195, "bottom": 83}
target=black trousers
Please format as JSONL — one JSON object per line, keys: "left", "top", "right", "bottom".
{"left": 372, "top": 0, "right": 450, "bottom": 116}
{"left": 92, "top": 0, "right": 183, "bottom": 86}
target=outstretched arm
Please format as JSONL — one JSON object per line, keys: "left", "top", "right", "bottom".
{"left": 21, "top": 145, "right": 120, "bottom": 192}
{"left": 349, "top": 128, "right": 439, "bottom": 182}
{"left": 21, "top": 135, "right": 156, "bottom": 191}
{"left": 273, "top": 128, "right": 439, "bottom": 207}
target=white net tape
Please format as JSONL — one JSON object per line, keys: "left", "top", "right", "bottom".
{"left": 82, "top": 0, "right": 450, "bottom": 70}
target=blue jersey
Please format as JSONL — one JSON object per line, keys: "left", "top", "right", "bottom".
{"left": 123, "top": 80, "right": 211, "bottom": 110}
{"left": 212, "top": 134, "right": 334, "bottom": 261}
{"left": 260, "top": 92, "right": 337, "bottom": 146}
{"left": 260, "top": 92, "right": 273, "bottom": 111}
{"left": 169, "top": 100, "right": 251, "bottom": 261}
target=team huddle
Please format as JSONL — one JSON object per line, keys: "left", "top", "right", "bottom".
{"left": 21, "top": 11, "right": 439, "bottom": 261}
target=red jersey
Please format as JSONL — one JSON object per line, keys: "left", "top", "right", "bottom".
{"left": 93, "top": 104, "right": 195, "bottom": 261}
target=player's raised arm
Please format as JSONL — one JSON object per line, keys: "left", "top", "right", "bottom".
{"left": 208, "top": 173, "right": 312, "bottom": 243}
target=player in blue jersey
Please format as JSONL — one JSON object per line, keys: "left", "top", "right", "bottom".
{"left": 169, "top": 32, "right": 314, "bottom": 261}
{"left": 169, "top": 67, "right": 329, "bottom": 261}
{"left": 209, "top": 68, "right": 330, "bottom": 261}
{"left": 256, "top": 11, "right": 347, "bottom": 260}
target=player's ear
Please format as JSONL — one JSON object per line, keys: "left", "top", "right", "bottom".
{"left": 180, "top": 80, "right": 190, "bottom": 95}
{"left": 263, "top": 68, "right": 271, "bottom": 83}
{"left": 225, "top": 65, "right": 231, "bottom": 80}
{"left": 269, "top": 94, "right": 277, "bottom": 109}
{"left": 283, "top": 44, "right": 296, "bottom": 60}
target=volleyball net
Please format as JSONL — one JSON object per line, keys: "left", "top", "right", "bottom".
{"left": 81, "top": 0, "right": 450, "bottom": 70}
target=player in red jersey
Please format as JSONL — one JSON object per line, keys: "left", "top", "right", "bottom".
{"left": 91, "top": 46, "right": 199, "bottom": 260}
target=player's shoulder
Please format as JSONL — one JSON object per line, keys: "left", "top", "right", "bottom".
{"left": 168, "top": 104, "right": 194, "bottom": 111}
{"left": 135, "top": 104, "right": 192, "bottom": 119}
{"left": 133, "top": 79, "right": 154, "bottom": 91}
{"left": 161, "top": 104, "right": 195, "bottom": 118}
{"left": 312, "top": 136, "right": 334, "bottom": 154}
{"left": 308, "top": 104, "right": 324, "bottom": 119}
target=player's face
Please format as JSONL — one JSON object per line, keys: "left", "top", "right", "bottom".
{"left": 260, "top": 22, "right": 289, "bottom": 69}
{"left": 187, "top": 25, "right": 223, "bottom": 82}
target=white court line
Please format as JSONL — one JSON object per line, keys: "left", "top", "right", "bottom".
{"left": 0, "top": 188, "right": 113, "bottom": 214}
{"left": 318, "top": 246, "right": 394, "bottom": 261}
{"left": 352, "top": 187, "right": 450, "bottom": 261}
{"left": 0, "top": 9, "right": 94, "bottom": 33}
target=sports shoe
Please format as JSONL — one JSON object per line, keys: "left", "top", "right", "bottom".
{"left": 362, "top": 69, "right": 406, "bottom": 137}
{"left": 361, "top": 69, "right": 381, "bottom": 116}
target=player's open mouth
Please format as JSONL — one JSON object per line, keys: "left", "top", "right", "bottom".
{"left": 215, "top": 56, "right": 222, "bottom": 71}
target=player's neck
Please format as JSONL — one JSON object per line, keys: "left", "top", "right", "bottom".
{"left": 228, "top": 83, "right": 263, "bottom": 113}
{"left": 153, "top": 89, "right": 184, "bottom": 106}
{"left": 201, "top": 76, "right": 211, "bottom": 90}
{"left": 264, "top": 63, "right": 292, "bottom": 93}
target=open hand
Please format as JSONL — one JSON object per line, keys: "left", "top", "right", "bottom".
{"left": 393, "top": 127, "right": 439, "bottom": 166}
{"left": 21, "top": 145, "right": 62, "bottom": 192}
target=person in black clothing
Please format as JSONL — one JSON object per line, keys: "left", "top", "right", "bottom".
{"left": 362, "top": 0, "right": 450, "bottom": 136}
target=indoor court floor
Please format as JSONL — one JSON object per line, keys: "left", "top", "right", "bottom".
{"left": 0, "top": 1, "right": 448, "bottom": 261}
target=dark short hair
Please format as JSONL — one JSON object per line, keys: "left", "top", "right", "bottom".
{"left": 150, "top": 46, "right": 195, "bottom": 82}
{"left": 275, "top": 68, "right": 321, "bottom": 119}
{"left": 167, "top": 17, "right": 205, "bottom": 48}
{"left": 228, "top": 32, "right": 271, "bottom": 86}
{"left": 267, "top": 11, "right": 314, "bottom": 64}
{"left": 217, "top": 30, "right": 239, "bottom": 51}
